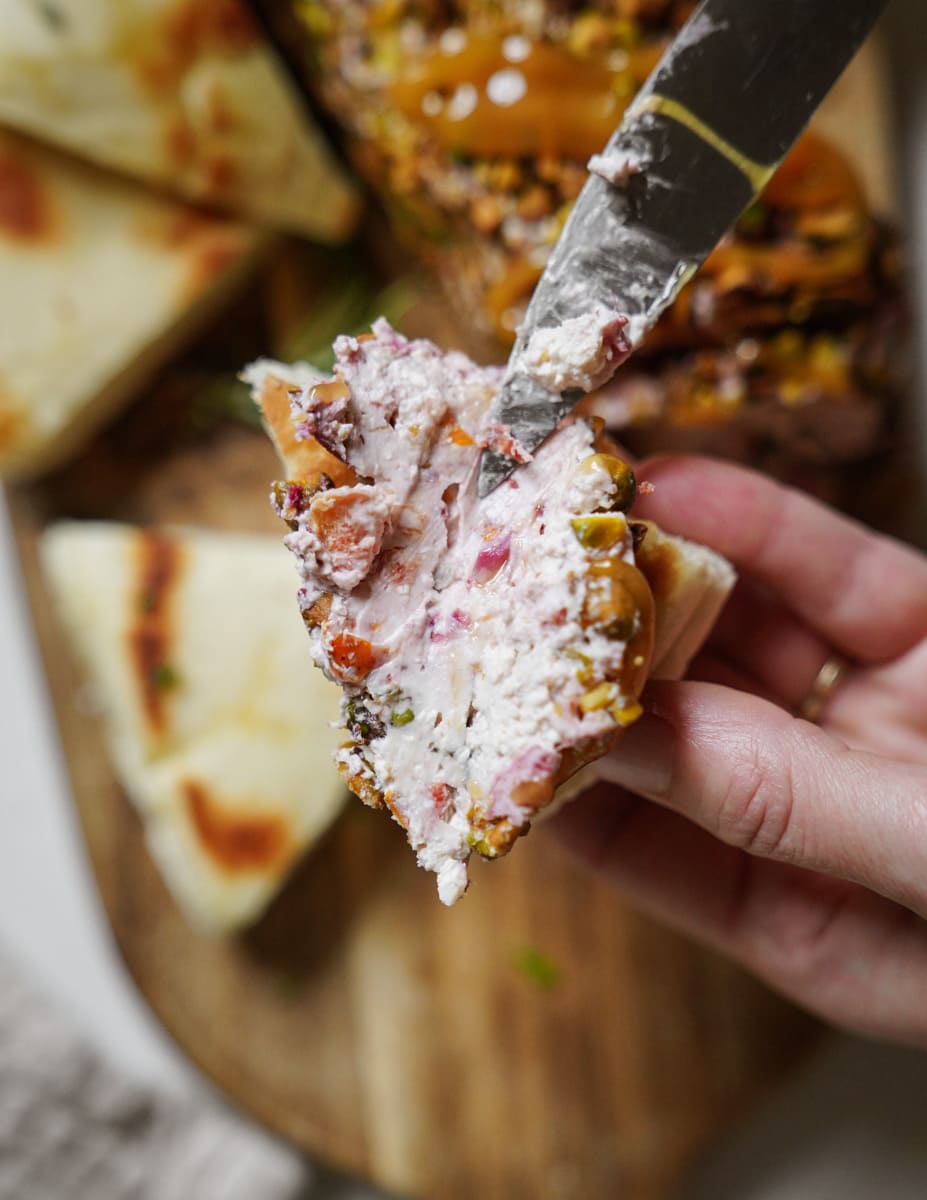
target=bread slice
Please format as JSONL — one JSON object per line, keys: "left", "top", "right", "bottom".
{"left": 0, "top": 0, "right": 359, "bottom": 240}
{"left": 0, "top": 128, "right": 260, "bottom": 481}
{"left": 40, "top": 522, "right": 346, "bottom": 934}
{"left": 634, "top": 520, "right": 736, "bottom": 680}
{"left": 247, "top": 323, "right": 734, "bottom": 903}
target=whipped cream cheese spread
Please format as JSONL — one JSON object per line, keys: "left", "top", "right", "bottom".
{"left": 523, "top": 306, "right": 632, "bottom": 394}
{"left": 271, "top": 320, "right": 654, "bottom": 903}
{"left": 587, "top": 148, "right": 647, "bottom": 186}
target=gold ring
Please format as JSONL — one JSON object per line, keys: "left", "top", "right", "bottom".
{"left": 799, "top": 654, "right": 851, "bottom": 723}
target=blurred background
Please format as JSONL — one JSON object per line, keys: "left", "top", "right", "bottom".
{"left": 1, "top": 1, "right": 926, "bottom": 1197}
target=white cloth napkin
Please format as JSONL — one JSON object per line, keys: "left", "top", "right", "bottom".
{"left": 0, "top": 945, "right": 377, "bottom": 1200}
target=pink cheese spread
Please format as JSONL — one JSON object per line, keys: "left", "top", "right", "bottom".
{"left": 268, "top": 320, "right": 654, "bottom": 903}
{"left": 523, "top": 307, "right": 632, "bottom": 393}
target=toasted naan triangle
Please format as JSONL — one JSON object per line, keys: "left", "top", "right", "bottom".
{"left": 41, "top": 521, "right": 347, "bottom": 933}
{"left": 0, "top": 0, "right": 359, "bottom": 239}
{"left": 0, "top": 127, "right": 260, "bottom": 480}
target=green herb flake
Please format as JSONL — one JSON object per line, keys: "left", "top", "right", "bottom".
{"left": 281, "top": 264, "right": 418, "bottom": 370}
{"left": 272, "top": 971, "right": 304, "bottom": 1000}
{"left": 390, "top": 708, "right": 415, "bottom": 727}
{"left": 737, "top": 201, "right": 768, "bottom": 235}
{"left": 188, "top": 374, "right": 263, "bottom": 434}
{"left": 514, "top": 946, "right": 560, "bottom": 990}
{"left": 151, "top": 663, "right": 181, "bottom": 691}
{"left": 34, "top": 0, "right": 67, "bottom": 30}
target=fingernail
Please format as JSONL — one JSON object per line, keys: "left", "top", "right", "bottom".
{"left": 599, "top": 713, "right": 674, "bottom": 798}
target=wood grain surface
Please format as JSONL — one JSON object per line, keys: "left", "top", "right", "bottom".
{"left": 6, "top": 39, "right": 898, "bottom": 1200}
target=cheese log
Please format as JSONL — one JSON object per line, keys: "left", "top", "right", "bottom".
{"left": 40, "top": 522, "right": 346, "bottom": 934}
{"left": 0, "top": 0, "right": 359, "bottom": 239}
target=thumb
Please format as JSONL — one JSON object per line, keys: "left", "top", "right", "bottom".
{"left": 599, "top": 681, "right": 927, "bottom": 917}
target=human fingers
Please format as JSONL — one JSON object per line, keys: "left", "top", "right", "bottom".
{"left": 598, "top": 680, "right": 927, "bottom": 918}
{"left": 708, "top": 578, "right": 829, "bottom": 710}
{"left": 821, "top": 639, "right": 927, "bottom": 764}
{"left": 550, "top": 786, "right": 927, "bottom": 1044}
{"left": 633, "top": 456, "right": 927, "bottom": 663}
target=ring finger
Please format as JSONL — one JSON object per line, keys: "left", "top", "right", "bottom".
{"left": 708, "top": 578, "right": 834, "bottom": 712}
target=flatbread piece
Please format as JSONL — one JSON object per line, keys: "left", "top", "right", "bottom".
{"left": 41, "top": 521, "right": 346, "bottom": 933}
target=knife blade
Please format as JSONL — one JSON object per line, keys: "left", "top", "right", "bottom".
{"left": 477, "top": 0, "right": 888, "bottom": 497}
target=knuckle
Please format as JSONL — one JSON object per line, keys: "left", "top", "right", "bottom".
{"left": 744, "top": 883, "right": 870, "bottom": 1026}
{"left": 730, "top": 868, "right": 856, "bottom": 1008}
{"left": 754, "top": 915, "right": 846, "bottom": 1007}
{"left": 714, "top": 738, "right": 797, "bottom": 860}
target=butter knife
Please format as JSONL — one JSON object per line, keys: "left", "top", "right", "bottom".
{"left": 477, "top": 0, "right": 888, "bottom": 496}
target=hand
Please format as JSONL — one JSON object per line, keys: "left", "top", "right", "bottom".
{"left": 552, "top": 455, "right": 927, "bottom": 1044}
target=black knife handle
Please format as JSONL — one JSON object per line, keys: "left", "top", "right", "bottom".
{"left": 525, "top": 0, "right": 891, "bottom": 337}
{"left": 639, "top": 0, "right": 889, "bottom": 169}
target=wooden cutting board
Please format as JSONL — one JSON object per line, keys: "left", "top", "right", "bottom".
{"left": 7, "top": 38, "right": 898, "bottom": 1200}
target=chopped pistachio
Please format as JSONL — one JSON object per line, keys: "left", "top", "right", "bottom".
{"left": 295, "top": 0, "right": 334, "bottom": 36}
{"left": 346, "top": 696, "right": 386, "bottom": 741}
{"left": 579, "top": 682, "right": 619, "bottom": 713}
{"left": 515, "top": 947, "right": 560, "bottom": 990}
{"left": 570, "top": 513, "right": 628, "bottom": 551}
{"left": 33, "top": 0, "right": 66, "bottom": 30}
{"left": 151, "top": 663, "right": 180, "bottom": 690}
{"left": 566, "top": 11, "right": 612, "bottom": 56}
{"left": 466, "top": 831, "right": 499, "bottom": 858}
{"left": 612, "top": 16, "right": 640, "bottom": 47}
{"left": 391, "top": 708, "right": 415, "bottom": 727}
{"left": 737, "top": 200, "right": 768, "bottom": 235}
{"left": 582, "top": 570, "right": 637, "bottom": 641}
{"left": 577, "top": 453, "right": 636, "bottom": 512}
{"left": 610, "top": 700, "right": 644, "bottom": 727}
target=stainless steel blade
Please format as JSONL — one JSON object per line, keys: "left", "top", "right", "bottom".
{"left": 477, "top": 0, "right": 888, "bottom": 496}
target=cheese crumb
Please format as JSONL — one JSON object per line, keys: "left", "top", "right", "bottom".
{"left": 523, "top": 307, "right": 632, "bottom": 394}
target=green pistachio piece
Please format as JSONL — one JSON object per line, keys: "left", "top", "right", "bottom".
{"left": 570, "top": 513, "right": 627, "bottom": 551}
{"left": 577, "top": 453, "right": 637, "bottom": 512}
{"left": 151, "top": 663, "right": 180, "bottom": 690}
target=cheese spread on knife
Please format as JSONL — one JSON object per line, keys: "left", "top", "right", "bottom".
{"left": 248, "top": 321, "right": 734, "bottom": 904}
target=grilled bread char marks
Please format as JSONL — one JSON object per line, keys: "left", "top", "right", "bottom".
{"left": 269, "top": 320, "right": 655, "bottom": 903}
{"left": 182, "top": 779, "right": 296, "bottom": 877}
{"left": 0, "top": 132, "right": 57, "bottom": 243}
{"left": 129, "top": 529, "right": 186, "bottom": 743}
{"left": 128, "top": 531, "right": 303, "bottom": 881}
